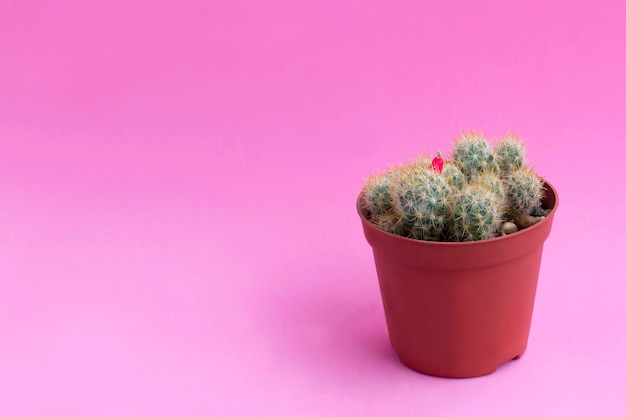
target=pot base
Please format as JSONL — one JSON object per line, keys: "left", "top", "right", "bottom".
{"left": 397, "top": 351, "right": 526, "bottom": 378}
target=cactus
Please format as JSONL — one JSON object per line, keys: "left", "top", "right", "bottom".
{"left": 505, "top": 168, "right": 545, "bottom": 217}
{"left": 473, "top": 171, "right": 505, "bottom": 202}
{"left": 371, "top": 212, "right": 405, "bottom": 235}
{"left": 363, "top": 173, "right": 394, "bottom": 216}
{"left": 495, "top": 134, "right": 525, "bottom": 173}
{"left": 452, "top": 185, "right": 504, "bottom": 241}
{"left": 390, "top": 168, "right": 451, "bottom": 241}
{"left": 452, "top": 132, "right": 499, "bottom": 180}
{"left": 360, "top": 132, "right": 546, "bottom": 242}
{"left": 442, "top": 161, "right": 465, "bottom": 189}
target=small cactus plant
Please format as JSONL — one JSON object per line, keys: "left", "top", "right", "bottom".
{"left": 389, "top": 166, "right": 452, "bottom": 241}
{"left": 495, "top": 134, "right": 525, "bottom": 173}
{"left": 361, "top": 132, "right": 546, "bottom": 242}
{"left": 363, "top": 174, "right": 394, "bottom": 216}
{"left": 441, "top": 162, "right": 465, "bottom": 190}
{"left": 452, "top": 131, "right": 500, "bottom": 180}
{"left": 506, "top": 168, "right": 544, "bottom": 217}
{"left": 452, "top": 185, "right": 504, "bottom": 241}
{"left": 371, "top": 211, "right": 404, "bottom": 235}
{"left": 473, "top": 171, "right": 506, "bottom": 202}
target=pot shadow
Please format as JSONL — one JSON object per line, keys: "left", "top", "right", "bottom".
{"left": 254, "top": 262, "right": 408, "bottom": 385}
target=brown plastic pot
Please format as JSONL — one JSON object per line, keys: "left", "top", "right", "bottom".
{"left": 357, "top": 181, "right": 558, "bottom": 378}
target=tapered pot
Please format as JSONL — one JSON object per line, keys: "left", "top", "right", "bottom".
{"left": 357, "top": 181, "right": 558, "bottom": 378}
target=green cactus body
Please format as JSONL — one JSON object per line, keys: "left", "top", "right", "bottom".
{"left": 473, "top": 172, "right": 505, "bottom": 202}
{"left": 506, "top": 168, "right": 545, "bottom": 217}
{"left": 452, "top": 132, "right": 499, "bottom": 180}
{"left": 391, "top": 169, "right": 451, "bottom": 241}
{"left": 442, "top": 162, "right": 465, "bottom": 189}
{"left": 361, "top": 131, "right": 545, "bottom": 242}
{"left": 452, "top": 185, "right": 504, "bottom": 241}
{"left": 363, "top": 173, "right": 394, "bottom": 216}
{"left": 371, "top": 212, "right": 405, "bottom": 236}
{"left": 495, "top": 135, "right": 525, "bottom": 173}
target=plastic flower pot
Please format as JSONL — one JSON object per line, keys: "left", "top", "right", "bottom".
{"left": 357, "top": 181, "right": 558, "bottom": 378}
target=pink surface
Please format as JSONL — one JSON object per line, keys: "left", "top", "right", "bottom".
{"left": 1, "top": 0, "right": 625, "bottom": 415}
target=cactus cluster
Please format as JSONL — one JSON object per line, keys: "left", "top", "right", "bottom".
{"left": 362, "top": 132, "right": 546, "bottom": 242}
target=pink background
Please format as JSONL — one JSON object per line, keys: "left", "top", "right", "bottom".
{"left": 1, "top": 0, "right": 625, "bottom": 415}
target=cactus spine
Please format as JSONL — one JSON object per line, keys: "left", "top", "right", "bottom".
{"left": 390, "top": 167, "right": 451, "bottom": 241}
{"left": 452, "top": 132, "right": 499, "bottom": 180}
{"left": 473, "top": 171, "right": 505, "bottom": 202}
{"left": 495, "top": 134, "right": 525, "bottom": 173}
{"left": 362, "top": 173, "right": 394, "bottom": 216}
{"left": 505, "top": 168, "right": 545, "bottom": 217}
{"left": 442, "top": 161, "right": 465, "bottom": 190}
{"left": 452, "top": 185, "right": 504, "bottom": 241}
{"left": 371, "top": 211, "right": 404, "bottom": 235}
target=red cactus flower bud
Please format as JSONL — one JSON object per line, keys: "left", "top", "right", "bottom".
{"left": 431, "top": 151, "right": 444, "bottom": 173}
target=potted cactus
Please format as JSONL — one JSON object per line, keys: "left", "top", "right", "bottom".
{"left": 357, "top": 132, "right": 558, "bottom": 378}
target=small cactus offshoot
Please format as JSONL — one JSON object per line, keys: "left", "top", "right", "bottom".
{"left": 441, "top": 162, "right": 465, "bottom": 190}
{"left": 473, "top": 172, "right": 506, "bottom": 202}
{"left": 390, "top": 167, "right": 451, "bottom": 241}
{"left": 363, "top": 174, "right": 394, "bottom": 216}
{"left": 452, "top": 185, "right": 504, "bottom": 241}
{"left": 506, "top": 168, "right": 544, "bottom": 217}
{"left": 361, "top": 132, "right": 547, "bottom": 242}
{"left": 452, "top": 131, "right": 500, "bottom": 180}
{"left": 495, "top": 134, "right": 525, "bottom": 173}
